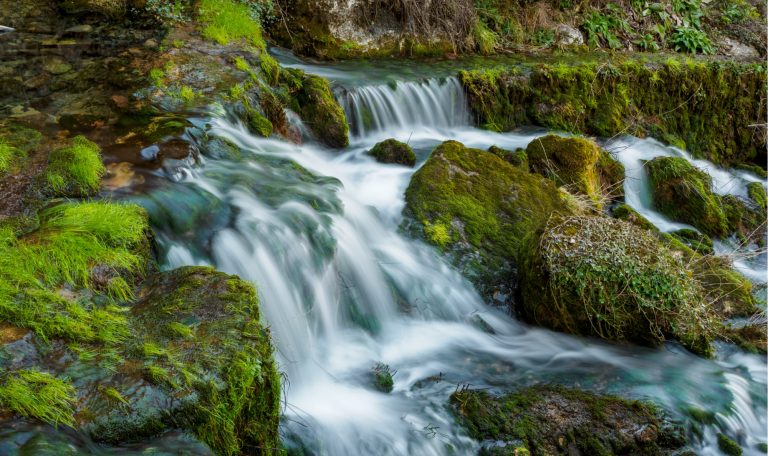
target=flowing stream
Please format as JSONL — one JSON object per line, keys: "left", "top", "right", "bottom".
{"left": 128, "top": 66, "right": 767, "bottom": 455}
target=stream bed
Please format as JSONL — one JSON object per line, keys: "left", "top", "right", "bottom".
{"left": 115, "top": 57, "right": 767, "bottom": 455}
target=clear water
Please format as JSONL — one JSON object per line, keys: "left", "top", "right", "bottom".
{"left": 125, "top": 64, "right": 767, "bottom": 455}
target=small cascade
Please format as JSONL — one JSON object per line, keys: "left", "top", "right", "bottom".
{"left": 337, "top": 77, "right": 471, "bottom": 140}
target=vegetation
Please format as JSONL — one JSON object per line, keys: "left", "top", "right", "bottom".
{"left": 197, "top": 0, "right": 266, "bottom": 49}
{"left": 0, "top": 370, "right": 77, "bottom": 427}
{"left": 45, "top": 135, "right": 106, "bottom": 196}
{"left": 747, "top": 182, "right": 767, "bottom": 210}
{"left": 717, "top": 433, "right": 743, "bottom": 456}
{"left": 450, "top": 385, "right": 687, "bottom": 455}
{"left": 371, "top": 363, "right": 395, "bottom": 393}
{"left": 294, "top": 74, "right": 349, "bottom": 148}
{"left": 520, "top": 215, "right": 715, "bottom": 356}
{"left": 459, "top": 60, "right": 767, "bottom": 168}
{"left": 367, "top": 138, "right": 416, "bottom": 167}
{"left": 0, "top": 202, "right": 149, "bottom": 346}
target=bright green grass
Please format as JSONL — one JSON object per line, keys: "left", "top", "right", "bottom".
{"left": 0, "top": 370, "right": 76, "bottom": 427}
{"left": 0, "top": 139, "right": 19, "bottom": 174}
{"left": 0, "top": 201, "right": 148, "bottom": 345}
{"left": 198, "top": 0, "right": 265, "bottom": 49}
{"left": 45, "top": 135, "right": 106, "bottom": 196}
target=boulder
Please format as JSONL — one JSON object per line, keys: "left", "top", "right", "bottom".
{"left": 368, "top": 138, "right": 415, "bottom": 167}
{"left": 555, "top": 24, "right": 584, "bottom": 46}
{"left": 450, "top": 385, "right": 688, "bottom": 456}
{"left": 404, "top": 140, "right": 573, "bottom": 306}
{"left": 519, "top": 215, "right": 714, "bottom": 356}
{"left": 526, "top": 135, "right": 623, "bottom": 208}
{"left": 646, "top": 157, "right": 729, "bottom": 237}
{"left": 295, "top": 73, "right": 349, "bottom": 148}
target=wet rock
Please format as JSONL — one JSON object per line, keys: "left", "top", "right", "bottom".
{"left": 143, "top": 38, "right": 158, "bottom": 49}
{"left": 64, "top": 24, "right": 93, "bottom": 34}
{"left": 555, "top": 24, "right": 583, "bottom": 46}
{"left": 295, "top": 72, "right": 349, "bottom": 148}
{"left": 43, "top": 58, "right": 72, "bottom": 75}
{"left": 519, "top": 215, "right": 715, "bottom": 356}
{"left": 404, "top": 140, "right": 574, "bottom": 307}
{"left": 450, "top": 385, "right": 688, "bottom": 456}
{"left": 368, "top": 138, "right": 416, "bottom": 167}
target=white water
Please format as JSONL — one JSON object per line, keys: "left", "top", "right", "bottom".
{"left": 135, "top": 73, "right": 767, "bottom": 455}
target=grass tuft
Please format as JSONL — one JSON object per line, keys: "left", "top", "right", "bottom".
{"left": 198, "top": 0, "right": 265, "bottom": 49}
{"left": 0, "top": 370, "right": 76, "bottom": 427}
{"left": 45, "top": 135, "right": 105, "bottom": 196}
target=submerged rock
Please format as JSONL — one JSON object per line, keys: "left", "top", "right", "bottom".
{"left": 519, "top": 215, "right": 714, "bottom": 356}
{"left": 368, "top": 138, "right": 416, "bottom": 167}
{"left": 450, "top": 385, "right": 688, "bottom": 456}
{"left": 404, "top": 140, "right": 573, "bottom": 306}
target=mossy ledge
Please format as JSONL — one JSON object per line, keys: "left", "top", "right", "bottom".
{"left": 459, "top": 60, "right": 767, "bottom": 168}
{"left": 450, "top": 385, "right": 688, "bottom": 456}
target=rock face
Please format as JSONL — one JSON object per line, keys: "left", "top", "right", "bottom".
{"left": 525, "top": 135, "right": 623, "bottom": 207}
{"left": 555, "top": 24, "right": 583, "bottom": 46}
{"left": 519, "top": 215, "right": 715, "bottom": 356}
{"left": 720, "top": 37, "right": 759, "bottom": 59}
{"left": 266, "top": 0, "right": 472, "bottom": 58}
{"left": 404, "top": 140, "right": 573, "bottom": 306}
{"left": 368, "top": 138, "right": 416, "bottom": 166}
{"left": 450, "top": 385, "right": 688, "bottom": 456}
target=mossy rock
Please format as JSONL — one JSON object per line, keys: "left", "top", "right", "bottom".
{"left": 747, "top": 182, "right": 767, "bottom": 211}
{"left": 404, "top": 140, "right": 573, "bottom": 306}
{"left": 611, "top": 203, "right": 657, "bottom": 232}
{"left": 690, "top": 255, "right": 756, "bottom": 318}
{"left": 488, "top": 145, "right": 528, "bottom": 171}
{"left": 368, "top": 138, "right": 415, "bottom": 167}
{"left": 721, "top": 194, "right": 766, "bottom": 247}
{"left": 294, "top": 73, "right": 349, "bottom": 148}
{"left": 526, "top": 135, "right": 622, "bottom": 207}
{"left": 646, "top": 157, "right": 728, "bottom": 237}
{"left": 57, "top": 0, "right": 139, "bottom": 17}
{"left": 722, "top": 322, "right": 767, "bottom": 354}
{"left": 670, "top": 228, "right": 714, "bottom": 255}
{"left": 450, "top": 385, "right": 687, "bottom": 456}
{"left": 717, "top": 433, "right": 743, "bottom": 456}
{"left": 519, "top": 215, "right": 714, "bottom": 356}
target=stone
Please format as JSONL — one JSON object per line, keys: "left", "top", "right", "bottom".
{"left": 720, "top": 37, "right": 759, "bottom": 59}
{"left": 64, "top": 24, "right": 93, "bottom": 34}
{"left": 43, "top": 58, "right": 72, "bottom": 75}
{"left": 555, "top": 24, "right": 583, "bottom": 46}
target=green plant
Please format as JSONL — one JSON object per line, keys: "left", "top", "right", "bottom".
{"left": 198, "top": 0, "right": 266, "bottom": 49}
{"left": 0, "top": 370, "right": 76, "bottom": 427}
{"left": 473, "top": 19, "right": 498, "bottom": 55}
{"left": 0, "top": 139, "right": 20, "bottom": 174}
{"left": 670, "top": 26, "right": 714, "bottom": 54}
{"left": 371, "top": 363, "right": 394, "bottom": 393}
{"left": 634, "top": 33, "right": 660, "bottom": 51}
{"left": 722, "top": 0, "right": 759, "bottom": 23}
{"left": 45, "top": 135, "right": 105, "bottom": 196}
{"left": 582, "top": 10, "right": 625, "bottom": 49}
{"left": 532, "top": 28, "right": 555, "bottom": 47}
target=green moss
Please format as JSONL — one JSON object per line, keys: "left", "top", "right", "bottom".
{"left": 177, "top": 85, "right": 197, "bottom": 103}
{"left": 368, "top": 138, "right": 416, "bottom": 167}
{"left": 404, "top": 140, "right": 571, "bottom": 303}
{"left": 0, "top": 370, "right": 76, "bottom": 427}
{"left": 718, "top": 433, "right": 743, "bottom": 456}
{"left": 260, "top": 53, "right": 281, "bottom": 86}
{"left": 45, "top": 135, "right": 106, "bottom": 197}
{"left": 0, "top": 139, "right": 21, "bottom": 174}
{"left": 671, "top": 228, "right": 714, "bottom": 255}
{"left": 612, "top": 204, "right": 658, "bottom": 232}
{"left": 520, "top": 215, "right": 714, "bottom": 356}
{"left": 460, "top": 61, "right": 767, "bottom": 168}
{"left": 130, "top": 267, "right": 281, "bottom": 455}
{"left": 488, "top": 146, "right": 528, "bottom": 171}
{"left": 0, "top": 201, "right": 149, "bottom": 347}
{"left": 450, "top": 385, "right": 686, "bottom": 455}
{"left": 526, "top": 135, "right": 611, "bottom": 207}
{"left": 294, "top": 73, "right": 349, "bottom": 148}
{"left": 691, "top": 255, "right": 756, "bottom": 318}
{"left": 747, "top": 182, "right": 767, "bottom": 211}
{"left": 720, "top": 194, "right": 766, "bottom": 246}
{"left": 646, "top": 157, "right": 728, "bottom": 237}
{"left": 197, "top": 0, "right": 265, "bottom": 49}
{"left": 103, "top": 387, "right": 129, "bottom": 406}
{"left": 371, "top": 363, "right": 394, "bottom": 393}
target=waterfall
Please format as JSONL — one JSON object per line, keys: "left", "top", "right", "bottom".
{"left": 129, "top": 72, "right": 767, "bottom": 455}
{"left": 337, "top": 77, "right": 471, "bottom": 140}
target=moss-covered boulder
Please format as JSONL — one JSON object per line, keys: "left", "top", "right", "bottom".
{"left": 520, "top": 215, "right": 715, "bottom": 356}
{"left": 488, "top": 145, "right": 528, "bottom": 171}
{"left": 721, "top": 194, "right": 767, "bottom": 247}
{"left": 611, "top": 203, "right": 658, "bottom": 232}
{"left": 670, "top": 228, "right": 714, "bottom": 255}
{"left": 646, "top": 157, "right": 729, "bottom": 237}
{"left": 295, "top": 73, "right": 349, "bottom": 148}
{"left": 404, "top": 140, "right": 573, "bottom": 305}
{"left": 525, "top": 135, "right": 623, "bottom": 207}
{"left": 450, "top": 385, "right": 687, "bottom": 456}
{"left": 747, "top": 182, "right": 766, "bottom": 211}
{"left": 368, "top": 138, "right": 416, "bottom": 167}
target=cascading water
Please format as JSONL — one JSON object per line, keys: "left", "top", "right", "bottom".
{"left": 128, "top": 69, "right": 767, "bottom": 456}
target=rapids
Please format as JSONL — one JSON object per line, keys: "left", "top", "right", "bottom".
{"left": 127, "top": 63, "right": 767, "bottom": 455}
